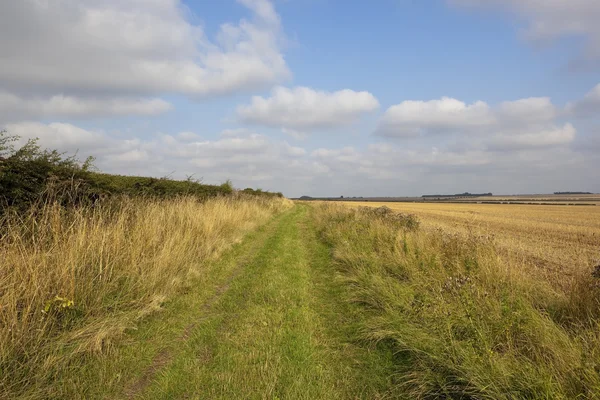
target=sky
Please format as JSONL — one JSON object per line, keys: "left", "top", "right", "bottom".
{"left": 1, "top": 0, "right": 599, "bottom": 197}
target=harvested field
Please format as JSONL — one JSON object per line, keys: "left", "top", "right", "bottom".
{"left": 345, "top": 202, "right": 600, "bottom": 290}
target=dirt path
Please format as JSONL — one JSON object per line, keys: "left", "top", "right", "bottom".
{"left": 117, "top": 204, "right": 392, "bottom": 399}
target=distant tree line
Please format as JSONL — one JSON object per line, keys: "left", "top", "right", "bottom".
{"left": 554, "top": 192, "right": 592, "bottom": 195}
{"left": 422, "top": 192, "right": 493, "bottom": 198}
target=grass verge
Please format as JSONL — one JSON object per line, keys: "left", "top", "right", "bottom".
{"left": 0, "top": 195, "right": 291, "bottom": 399}
{"left": 132, "top": 204, "right": 394, "bottom": 399}
{"left": 311, "top": 203, "right": 600, "bottom": 399}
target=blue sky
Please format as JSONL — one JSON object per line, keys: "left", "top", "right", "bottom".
{"left": 1, "top": 0, "right": 599, "bottom": 197}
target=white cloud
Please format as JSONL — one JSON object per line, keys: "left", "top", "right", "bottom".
{"left": 496, "top": 97, "right": 558, "bottom": 125}
{"left": 284, "top": 143, "right": 307, "bottom": 157}
{"left": 281, "top": 128, "right": 308, "bottom": 140}
{"left": 566, "top": 83, "right": 600, "bottom": 117}
{"left": 105, "top": 149, "right": 150, "bottom": 164}
{"left": 486, "top": 123, "right": 576, "bottom": 151}
{"left": 237, "top": 86, "right": 379, "bottom": 131}
{"left": 177, "top": 131, "right": 202, "bottom": 142}
{"left": 0, "top": 92, "right": 171, "bottom": 123}
{"left": 0, "top": 0, "right": 289, "bottom": 97}
{"left": 4, "top": 120, "right": 596, "bottom": 197}
{"left": 312, "top": 145, "right": 490, "bottom": 172}
{"left": 376, "top": 97, "right": 494, "bottom": 137}
{"left": 220, "top": 128, "right": 252, "bottom": 137}
{"left": 376, "top": 96, "right": 568, "bottom": 151}
{"left": 449, "top": 0, "right": 600, "bottom": 57}
{"left": 311, "top": 147, "right": 362, "bottom": 164}
{"left": 4, "top": 122, "right": 115, "bottom": 154}
{"left": 237, "top": 0, "right": 280, "bottom": 26}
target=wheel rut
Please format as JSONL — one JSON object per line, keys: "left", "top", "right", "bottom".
{"left": 122, "top": 209, "right": 293, "bottom": 399}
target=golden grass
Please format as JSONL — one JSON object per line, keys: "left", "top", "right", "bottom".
{"left": 0, "top": 195, "right": 292, "bottom": 397}
{"left": 312, "top": 203, "right": 600, "bottom": 398}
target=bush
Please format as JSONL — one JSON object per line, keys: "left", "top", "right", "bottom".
{"left": 0, "top": 131, "right": 242, "bottom": 214}
{"left": 241, "top": 187, "right": 284, "bottom": 198}
{"left": 86, "top": 172, "right": 232, "bottom": 200}
{"left": 0, "top": 131, "right": 94, "bottom": 212}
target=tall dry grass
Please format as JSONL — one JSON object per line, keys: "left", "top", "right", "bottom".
{"left": 0, "top": 195, "right": 291, "bottom": 397}
{"left": 312, "top": 203, "right": 600, "bottom": 399}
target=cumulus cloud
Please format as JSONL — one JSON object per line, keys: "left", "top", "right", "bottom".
{"left": 486, "top": 123, "right": 576, "bottom": 152}
{"left": 377, "top": 96, "right": 559, "bottom": 137}
{"left": 496, "top": 97, "right": 558, "bottom": 125}
{"left": 0, "top": 92, "right": 171, "bottom": 123}
{"left": 237, "top": 86, "right": 379, "bottom": 131}
{"left": 376, "top": 97, "right": 494, "bottom": 137}
{"left": 4, "top": 122, "right": 117, "bottom": 154}
{"left": 449, "top": 0, "right": 600, "bottom": 57}
{"left": 376, "top": 96, "right": 572, "bottom": 151}
{"left": 0, "top": 0, "right": 289, "bottom": 97}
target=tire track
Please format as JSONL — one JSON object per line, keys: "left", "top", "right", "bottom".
{"left": 123, "top": 210, "right": 290, "bottom": 399}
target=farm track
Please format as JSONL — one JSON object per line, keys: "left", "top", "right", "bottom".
{"left": 110, "top": 204, "right": 392, "bottom": 399}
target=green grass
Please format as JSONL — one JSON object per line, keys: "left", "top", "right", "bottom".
{"left": 26, "top": 204, "right": 394, "bottom": 399}
{"left": 132, "top": 204, "right": 394, "bottom": 399}
{"left": 11, "top": 199, "right": 593, "bottom": 399}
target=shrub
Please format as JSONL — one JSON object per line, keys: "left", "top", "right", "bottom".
{"left": 0, "top": 131, "right": 242, "bottom": 214}
{"left": 0, "top": 131, "right": 94, "bottom": 212}
{"left": 241, "top": 187, "right": 284, "bottom": 198}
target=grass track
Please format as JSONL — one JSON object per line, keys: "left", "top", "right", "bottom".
{"left": 69, "top": 204, "right": 393, "bottom": 399}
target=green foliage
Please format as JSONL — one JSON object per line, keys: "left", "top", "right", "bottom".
{"left": 0, "top": 132, "right": 91, "bottom": 211}
{"left": 88, "top": 172, "right": 232, "bottom": 200}
{"left": 0, "top": 131, "right": 278, "bottom": 213}
{"left": 241, "top": 187, "right": 283, "bottom": 198}
{"left": 220, "top": 179, "right": 233, "bottom": 192}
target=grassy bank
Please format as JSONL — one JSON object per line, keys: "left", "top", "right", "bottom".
{"left": 0, "top": 195, "right": 291, "bottom": 398}
{"left": 311, "top": 203, "right": 600, "bottom": 399}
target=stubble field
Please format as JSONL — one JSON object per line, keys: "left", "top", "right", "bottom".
{"left": 345, "top": 201, "right": 600, "bottom": 290}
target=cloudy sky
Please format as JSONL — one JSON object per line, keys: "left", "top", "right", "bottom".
{"left": 1, "top": 0, "right": 599, "bottom": 197}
